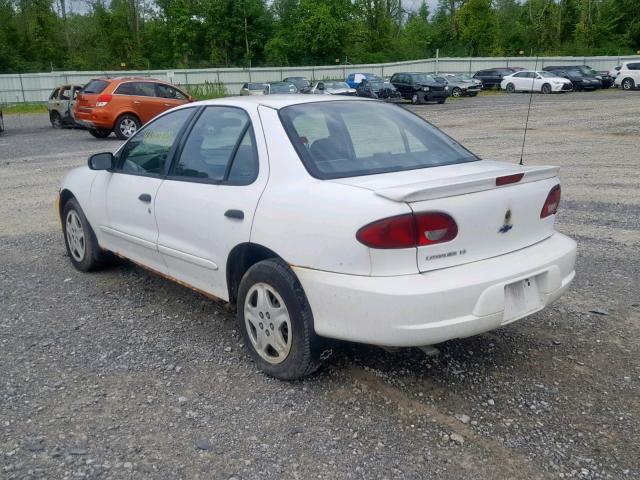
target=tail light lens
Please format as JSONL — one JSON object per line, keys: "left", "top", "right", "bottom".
{"left": 96, "top": 94, "right": 112, "bottom": 107}
{"left": 540, "top": 185, "right": 561, "bottom": 218}
{"left": 496, "top": 173, "right": 524, "bottom": 186}
{"left": 356, "top": 212, "right": 458, "bottom": 249}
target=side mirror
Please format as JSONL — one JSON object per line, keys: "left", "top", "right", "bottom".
{"left": 188, "top": 95, "right": 195, "bottom": 102}
{"left": 88, "top": 152, "right": 114, "bottom": 170}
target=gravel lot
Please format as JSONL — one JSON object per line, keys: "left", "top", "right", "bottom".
{"left": 1, "top": 90, "right": 639, "bottom": 480}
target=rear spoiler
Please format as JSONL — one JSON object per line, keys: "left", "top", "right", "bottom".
{"left": 374, "top": 165, "right": 559, "bottom": 203}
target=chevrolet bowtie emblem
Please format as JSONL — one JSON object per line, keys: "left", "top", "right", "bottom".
{"left": 499, "top": 209, "right": 513, "bottom": 233}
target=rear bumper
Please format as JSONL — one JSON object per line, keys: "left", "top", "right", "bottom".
{"left": 293, "top": 233, "right": 577, "bottom": 347}
{"left": 74, "top": 110, "right": 113, "bottom": 130}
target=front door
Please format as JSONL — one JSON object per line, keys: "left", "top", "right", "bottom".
{"left": 154, "top": 105, "right": 269, "bottom": 300}
{"left": 97, "top": 107, "right": 195, "bottom": 273}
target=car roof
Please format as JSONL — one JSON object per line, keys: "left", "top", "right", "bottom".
{"left": 181, "top": 94, "right": 372, "bottom": 111}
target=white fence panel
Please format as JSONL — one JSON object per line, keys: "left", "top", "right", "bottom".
{"left": 1, "top": 55, "right": 638, "bottom": 104}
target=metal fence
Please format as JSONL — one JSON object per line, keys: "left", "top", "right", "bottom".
{"left": 1, "top": 55, "right": 638, "bottom": 104}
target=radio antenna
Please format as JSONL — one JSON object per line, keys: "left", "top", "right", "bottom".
{"left": 519, "top": 55, "right": 539, "bottom": 165}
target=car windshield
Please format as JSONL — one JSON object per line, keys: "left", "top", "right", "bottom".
{"left": 279, "top": 101, "right": 478, "bottom": 179}
{"left": 325, "top": 82, "right": 349, "bottom": 89}
{"left": 366, "top": 75, "right": 383, "bottom": 82}
{"left": 455, "top": 73, "right": 473, "bottom": 80}
{"left": 412, "top": 74, "right": 436, "bottom": 83}
{"left": 577, "top": 66, "right": 597, "bottom": 75}
{"left": 83, "top": 79, "right": 109, "bottom": 94}
{"left": 248, "top": 83, "right": 265, "bottom": 90}
{"left": 270, "top": 83, "right": 297, "bottom": 93}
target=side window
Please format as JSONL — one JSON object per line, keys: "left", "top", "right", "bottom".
{"left": 60, "top": 86, "right": 71, "bottom": 100}
{"left": 513, "top": 72, "right": 525, "bottom": 78}
{"left": 50, "top": 88, "right": 60, "bottom": 100}
{"left": 173, "top": 107, "right": 258, "bottom": 185}
{"left": 118, "top": 108, "right": 193, "bottom": 175}
{"left": 114, "top": 82, "right": 136, "bottom": 95}
{"left": 348, "top": 74, "right": 355, "bottom": 82}
{"left": 133, "top": 82, "right": 157, "bottom": 97}
{"left": 157, "top": 83, "right": 188, "bottom": 100}
{"left": 628, "top": 63, "right": 640, "bottom": 71}
{"left": 72, "top": 86, "right": 82, "bottom": 99}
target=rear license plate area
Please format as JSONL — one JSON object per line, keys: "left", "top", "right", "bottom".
{"left": 503, "top": 276, "right": 543, "bottom": 324}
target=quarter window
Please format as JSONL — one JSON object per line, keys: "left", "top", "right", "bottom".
{"left": 173, "top": 107, "right": 258, "bottom": 185}
{"left": 118, "top": 108, "right": 193, "bottom": 175}
{"left": 628, "top": 63, "right": 640, "bottom": 70}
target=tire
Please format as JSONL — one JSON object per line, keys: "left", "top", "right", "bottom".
{"left": 50, "top": 111, "right": 63, "bottom": 129}
{"left": 506, "top": 83, "right": 515, "bottom": 94}
{"left": 114, "top": 114, "right": 141, "bottom": 140}
{"left": 411, "top": 92, "right": 422, "bottom": 105}
{"left": 468, "top": 91, "right": 478, "bottom": 97}
{"left": 437, "top": 99, "right": 446, "bottom": 104}
{"left": 89, "top": 128, "right": 111, "bottom": 138}
{"left": 621, "top": 78, "right": 635, "bottom": 90}
{"left": 541, "top": 83, "right": 552, "bottom": 94}
{"left": 237, "top": 258, "right": 328, "bottom": 380}
{"left": 62, "top": 198, "right": 106, "bottom": 272}
{"left": 451, "top": 87, "right": 463, "bottom": 98}
{"left": 574, "top": 82, "right": 582, "bottom": 92}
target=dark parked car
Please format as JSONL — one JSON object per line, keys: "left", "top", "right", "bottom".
{"left": 542, "top": 66, "right": 607, "bottom": 88}
{"left": 390, "top": 72, "right": 448, "bottom": 104}
{"left": 546, "top": 69, "right": 600, "bottom": 91}
{"left": 0, "top": 108, "right": 4, "bottom": 133}
{"left": 283, "top": 77, "right": 311, "bottom": 93}
{"left": 434, "top": 73, "right": 482, "bottom": 97}
{"left": 355, "top": 78, "right": 402, "bottom": 102}
{"left": 472, "top": 68, "right": 518, "bottom": 89}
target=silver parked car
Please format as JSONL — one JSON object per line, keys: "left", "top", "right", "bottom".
{"left": 240, "top": 82, "right": 267, "bottom": 96}
{"left": 435, "top": 73, "right": 482, "bottom": 97}
{"left": 48, "top": 84, "right": 83, "bottom": 128}
{"left": 310, "top": 81, "right": 357, "bottom": 96}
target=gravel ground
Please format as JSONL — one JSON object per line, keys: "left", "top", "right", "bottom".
{"left": 1, "top": 90, "right": 639, "bottom": 480}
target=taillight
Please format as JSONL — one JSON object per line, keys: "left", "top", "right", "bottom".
{"left": 96, "top": 94, "right": 112, "bottom": 107}
{"left": 496, "top": 173, "right": 524, "bottom": 186}
{"left": 540, "top": 185, "right": 561, "bottom": 218}
{"left": 356, "top": 212, "right": 458, "bottom": 249}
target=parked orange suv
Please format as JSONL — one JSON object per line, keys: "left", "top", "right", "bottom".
{"left": 74, "top": 77, "right": 193, "bottom": 139}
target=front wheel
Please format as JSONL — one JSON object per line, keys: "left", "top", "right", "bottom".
{"left": 451, "top": 87, "right": 463, "bottom": 98}
{"left": 114, "top": 114, "right": 141, "bottom": 140}
{"left": 621, "top": 78, "right": 635, "bottom": 90}
{"left": 62, "top": 198, "right": 105, "bottom": 272}
{"left": 506, "top": 83, "right": 515, "bottom": 94}
{"left": 541, "top": 83, "right": 552, "bottom": 94}
{"left": 411, "top": 92, "right": 422, "bottom": 105}
{"left": 237, "top": 258, "right": 327, "bottom": 380}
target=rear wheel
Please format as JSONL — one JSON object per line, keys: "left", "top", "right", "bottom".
{"left": 411, "top": 92, "right": 422, "bottom": 105}
{"left": 622, "top": 78, "right": 635, "bottom": 90}
{"left": 62, "top": 198, "right": 105, "bottom": 272}
{"left": 506, "top": 83, "right": 515, "bottom": 93}
{"left": 237, "top": 258, "right": 327, "bottom": 380}
{"left": 451, "top": 87, "right": 463, "bottom": 98}
{"left": 437, "top": 98, "right": 446, "bottom": 104}
{"left": 114, "top": 114, "right": 140, "bottom": 140}
{"left": 89, "top": 128, "right": 111, "bottom": 138}
{"left": 50, "top": 111, "right": 63, "bottom": 129}
{"left": 541, "top": 83, "right": 552, "bottom": 94}
{"left": 468, "top": 91, "right": 478, "bottom": 97}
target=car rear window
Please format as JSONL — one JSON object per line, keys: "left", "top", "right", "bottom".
{"left": 82, "top": 80, "right": 110, "bottom": 94}
{"left": 279, "top": 101, "right": 478, "bottom": 180}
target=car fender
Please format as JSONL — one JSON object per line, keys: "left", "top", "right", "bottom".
{"left": 59, "top": 166, "right": 101, "bottom": 234}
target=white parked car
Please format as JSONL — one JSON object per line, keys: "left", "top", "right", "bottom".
{"left": 501, "top": 71, "right": 573, "bottom": 93}
{"left": 57, "top": 96, "right": 577, "bottom": 379}
{"left": 614, "top": 61, "right": 640, "bottom": 90}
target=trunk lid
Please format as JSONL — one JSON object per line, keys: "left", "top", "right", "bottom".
{"left": 77, "top": 79, "right": 111, "bottom": 110}
{"left": 333, "top": 160, "right": 560, "bottom": 272}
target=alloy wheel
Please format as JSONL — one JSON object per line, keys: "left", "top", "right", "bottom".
{"left": 244, "top": 282, "right": 292, "bottom": 364}
{"left": 65, "top": 210, "right": 85, "bottom": 262}
{"left": 119, "top": 118, "right": 138, "bottom": 138}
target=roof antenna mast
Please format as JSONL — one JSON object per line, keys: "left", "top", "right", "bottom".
{"left": 519, "top": 55, "right": 539, "bottom": 166}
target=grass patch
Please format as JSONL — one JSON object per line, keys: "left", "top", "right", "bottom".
{"left": 180, "top": 81, "right": 229, "bottom": 100}
{"left": 2, "top": 103, "right": 48, "bottom": 115}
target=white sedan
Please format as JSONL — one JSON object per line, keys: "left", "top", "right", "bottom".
{"left": 57, "top": 96, "right": 576, "bottom": 379}
{"left": 501, "top": 71, "right": 573, "bottom": 93}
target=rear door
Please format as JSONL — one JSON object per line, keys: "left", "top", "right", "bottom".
{"left": 131, "top": 81, "right": 166, "bottom": 124}
{"left": 154, "top": 105, "right": 269, "bottom": 299}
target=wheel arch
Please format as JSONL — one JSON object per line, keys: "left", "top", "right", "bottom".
{"left": 58, "top": 188, "right": 76, "bottom": 221}
{"left": 226, "top": 242, "right": 287, "bottom": 305}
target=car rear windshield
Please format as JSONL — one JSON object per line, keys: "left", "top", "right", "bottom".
{"left": 82, "top": 79, "right": 110, "bottom": 94}
{"left": 279, "top": 101, "right": 478, "bottom": 179}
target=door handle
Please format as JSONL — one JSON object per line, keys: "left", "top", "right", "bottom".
{"left": 164, "top": 103, "right": 172, "bottom": 107}
{"left": 224, "top": 209, "right": 244, "bottom": 220}
{"left": 138, "top": 193, "right": 152, "bottom": 203}
{"left": 133, "top": 100, "right": 141, "bottom": 104}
